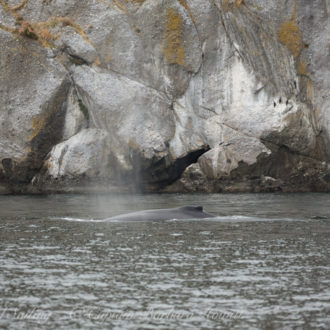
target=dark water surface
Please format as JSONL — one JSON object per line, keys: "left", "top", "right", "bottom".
{"left": 0, "top": 193, "right": 330, "bottom": 329}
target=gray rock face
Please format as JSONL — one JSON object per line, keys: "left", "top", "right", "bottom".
{"left": 42, "top": 128, "right": 111, "bottom": 179}
{"left": 0, "top": 27, "right": 69, "bottom": 193}
{"left": 0, "top": 0, "right": 329, "bottom": 193}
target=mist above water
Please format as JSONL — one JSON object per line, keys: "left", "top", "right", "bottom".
{"left": 0, "top": 192, "right": 329, "bottom": 221}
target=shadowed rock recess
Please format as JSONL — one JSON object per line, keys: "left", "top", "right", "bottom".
{"left": 0, "top": 0, "right": 329, "bottom": 194}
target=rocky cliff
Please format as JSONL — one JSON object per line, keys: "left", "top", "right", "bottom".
{"left": 0, "top": 0, "right": 329, "bottom": 194}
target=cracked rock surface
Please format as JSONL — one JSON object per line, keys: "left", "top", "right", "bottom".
{"left": 0, "top": 0, "right": 329, "bottom": 193}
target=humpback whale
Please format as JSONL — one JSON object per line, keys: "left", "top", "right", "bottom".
{"left": 105, "top": 206, "right": 215, "bottom": 222}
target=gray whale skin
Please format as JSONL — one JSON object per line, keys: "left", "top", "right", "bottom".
{"left": 106, "top": 206, "right": 215, "bottom": 221}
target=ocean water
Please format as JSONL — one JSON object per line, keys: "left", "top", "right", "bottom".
{"left": 0, "top": 193, "right": 329, "bottom": 329}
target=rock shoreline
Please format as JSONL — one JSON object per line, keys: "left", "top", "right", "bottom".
{"left": 1, "top": 0, "right": 329, "bottom": 194}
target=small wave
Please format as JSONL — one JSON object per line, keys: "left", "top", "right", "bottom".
{"left": 207, "top": 215, "right": 307, "bottom": 222}
{"left": 50, "top": 217, "right": 107, "bottom": 223}
{"left": 170, "top": 215, "right": 307, "bottom": 222}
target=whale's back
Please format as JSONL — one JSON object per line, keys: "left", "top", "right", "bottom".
{"left": 106, "top": 205, "right": 214, "bottom": 221}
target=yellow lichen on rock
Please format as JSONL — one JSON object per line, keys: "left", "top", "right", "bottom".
{"left": 93, "top": 57, "right": 101, "bottom": 67}
{"left": 0, "top": 0, "right": 92, "bottom": 48}
{"left": 113, "top": 0, "right": 147, "bottom": 12}
{"left": 223, "top": 0, "right": 244, "bottom": 11}
{"left": 30, "top": 115, "right": 47, "bottom": 141}
{"left": 177, "top": 0, "right": 196, "bottom": 26}
{"left": 125, "top": 0, "right": 145, "bottom": 4}
{"left": 297, "top": 60, "right": 307, "bottom": 75}
{"left": 112, "top": 0, "right": 128, "bottom": 13}
{"left": 0, "top": 0, "right": 28, "bottom": 12}
{"left": 165, "top": 8, "right": 184, "bottom": 66}
{"left": 235, "top": 0, "right": 243, "bottom": 7}
{"left": 0, "top": 22, "right": 15, "bottom": 33}
{"left": 278, "top": 18, "right": 302, "bottom": 58}
{"left": 178, "top": 0, "right": 189, "bottom": 10}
